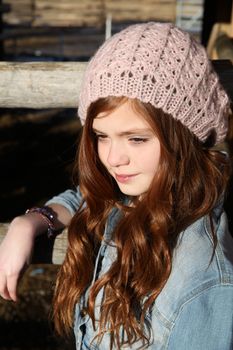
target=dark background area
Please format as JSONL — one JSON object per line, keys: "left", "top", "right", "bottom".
{"left": 0, "top": 108, "right": 81, "bottom": 222}
{"left": 202, "top": 0, "right": 233, "bottom": 45}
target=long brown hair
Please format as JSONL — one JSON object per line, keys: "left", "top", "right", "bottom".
{"left": 53, "top": 97, "right": 230, "bottom": 348}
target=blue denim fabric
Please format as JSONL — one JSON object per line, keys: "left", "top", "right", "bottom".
{"left": 47, "top": 188, "right": 233, "bottom": 349}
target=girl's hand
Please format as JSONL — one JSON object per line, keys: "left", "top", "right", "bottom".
{"left": 0, "top": 203, "right": 70, "bottom": 302}
{"left": 0, "top": 215, "right": 46, "bottom": 302}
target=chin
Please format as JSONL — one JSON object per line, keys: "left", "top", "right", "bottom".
{"left": 118, "top": 187, "right": 146, "bottom": 197}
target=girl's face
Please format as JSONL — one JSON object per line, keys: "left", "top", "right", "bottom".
{"left": 92, "top": 101, "right": 161, "bottom": 197}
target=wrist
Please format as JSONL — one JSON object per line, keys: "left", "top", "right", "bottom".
{"left": 9, "top": 214, "right": 46, "bottom": 239}
{"left": 25, "top": 206, "right": 58, "bottom": 238}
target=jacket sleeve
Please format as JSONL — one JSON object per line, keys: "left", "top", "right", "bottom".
{"left": 45, "top": 187, "right": 83, "bottom": 216}
{"left": 167, "top": 285, "right": 233, "bottom": 350}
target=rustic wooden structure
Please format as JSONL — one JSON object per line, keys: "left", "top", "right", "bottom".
{"left": 207, "top": 2, "right": 233, "bottom": 61}
{"left": 0, "top": 62, "right": 86, "bottom": 108}
{"left": 0, "top": 0, "right": 10, "bottom": 56}
{"left": 104, "top": 0, "right": 176, "bottom": 23}
{"left": 1, "top": 0, "right": 205, "bottom": 30}
{"left": 0, "top": 59, "right": 233, "bottom": 264}
{"left": 1, "top": 1, "right": 206, "bottom": 59}
{"left": 2, "top": 0, "right": 177, "bottom": 27}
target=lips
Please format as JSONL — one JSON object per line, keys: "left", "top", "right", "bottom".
{"left": 115, "top": 173, "right": 138, "bottom": 183}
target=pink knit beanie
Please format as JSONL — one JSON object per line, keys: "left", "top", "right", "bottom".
{"left": 78, "top": 22, "right": 229, "bottom": 144}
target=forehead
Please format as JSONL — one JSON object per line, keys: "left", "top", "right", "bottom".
{"left": 92, "top": 101, "right": 152, "bottom": 131}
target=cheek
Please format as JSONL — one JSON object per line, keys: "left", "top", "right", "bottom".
{"left": 143, "top": 155, "right": 160, "bottom": 174}
{"left": 137, "top": 143, "right": 161, "bottom": 174}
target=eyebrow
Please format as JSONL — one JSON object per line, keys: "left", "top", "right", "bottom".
{"left": 92, "top": 128, "right": 153, "bottom": 136}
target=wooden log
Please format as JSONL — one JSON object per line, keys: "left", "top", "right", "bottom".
{"left": 35, "top": 2, "right": 104, "bottom": 10}
{"left": 33, "top": 16, "right": 104, "bottom": 28}
{"left": 3, "top": 0, "right": 178, "bottom": 27}
{"left": 2, "top": 0, "right": 33, "bottom": 25}
{"left": 0, "top": 223, "right": 67, "bottom": 265}
{"left": 33, "top": 1, "right": 105, "bottom": 27}
{"left": 3, "top": 0, "right": 105, "bottom": 27}
{"left": 0, "top": 62, "right": 87, "bottom": 108}
{"left": 105, "top": 1, "right": 176, "bottom": 22}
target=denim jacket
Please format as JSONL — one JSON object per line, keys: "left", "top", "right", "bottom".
{"left": 47, "top": 188, "right": 233, "bottom": 349}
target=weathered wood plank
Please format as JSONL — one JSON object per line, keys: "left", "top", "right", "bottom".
{"left": 3, "top": 0, "right": 177, "bottom": 26}
{"left": 0, "top": 223, "right": 67, "bottom": 265}
{"left": 105, "top": 0, "right": 176, "bottom": 22}
{"left": 0, "top": 62, "right": 87, "bottom": 108}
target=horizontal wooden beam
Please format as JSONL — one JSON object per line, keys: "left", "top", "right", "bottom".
{"left": 0, "top": 223, "right": 67, "bottom": 265}
{"left": 0, "top": 61, "right": 87, "bottom": 108}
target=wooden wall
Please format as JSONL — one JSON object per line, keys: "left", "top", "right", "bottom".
{"left": 2, "top": 0, "right": 177, "bottom": 27}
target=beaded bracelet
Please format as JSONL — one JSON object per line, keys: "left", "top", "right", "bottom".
{"left": 25, "top": 206, "right": 57, "bottom": 238}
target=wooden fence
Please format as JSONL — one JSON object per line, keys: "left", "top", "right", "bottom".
{"left": 0, "top": 56, "right": 233, "bottom": 265}
{"left": 2, "top": 0, "right": 177, "bottom": 27}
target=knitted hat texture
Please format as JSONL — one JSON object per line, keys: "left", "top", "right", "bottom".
{"left": 78, "top": 22, "right": 229, "bottom": 144}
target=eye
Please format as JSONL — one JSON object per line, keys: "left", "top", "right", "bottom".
{"left": 129, "top": 137, "right": 149, "bottom": 144}
{"left": 95, "top": 133, "right": 108, "bottom": 142}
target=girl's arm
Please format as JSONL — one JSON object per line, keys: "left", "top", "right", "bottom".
{"left": 0, "top": 187, "right": 83, "bottom": 302}
{"left": 0, "top": 203, "right": 71, "bottom": 302}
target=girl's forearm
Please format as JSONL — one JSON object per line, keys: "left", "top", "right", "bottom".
{"left": 11, "top": 203, "right": 72, "bottom": 240}
{"left": 46, "top": 203, "right": 72, "bottom": 231}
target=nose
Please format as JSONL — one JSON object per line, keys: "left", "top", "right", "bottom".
{"left": 107, "top": 141, "right": 130, "bottom": 167}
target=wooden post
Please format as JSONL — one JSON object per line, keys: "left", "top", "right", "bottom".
{"left": 0, "top": 61, "right": 87, "bottom": 108}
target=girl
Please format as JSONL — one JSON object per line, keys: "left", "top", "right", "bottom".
{"left": 0, "top": 22, "right": 233, "bottom": 349}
